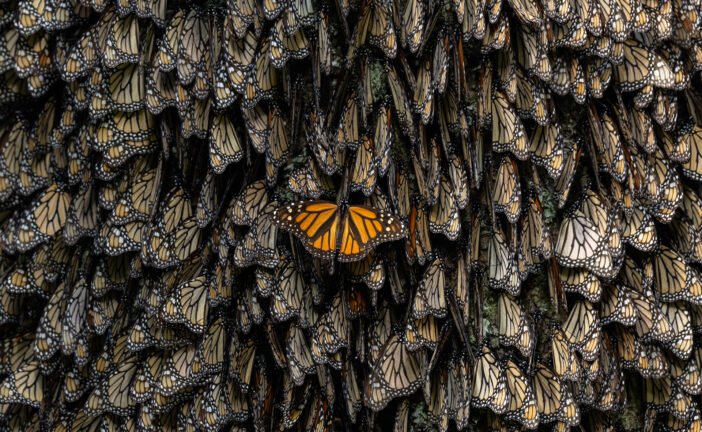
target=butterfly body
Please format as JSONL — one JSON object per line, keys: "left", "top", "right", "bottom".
{"left": 273, "top": 201, "right": 407, "bottom": 262}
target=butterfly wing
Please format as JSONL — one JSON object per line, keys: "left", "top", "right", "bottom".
{"left": 338, "top": 205, "right": 407, "bottom": 262}
{"left": 273, "top": 201, "right": 340, "bottom": 260}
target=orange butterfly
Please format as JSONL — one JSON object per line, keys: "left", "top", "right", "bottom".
{"left": 273, "top": 201, "right": 407, "bottom": 262}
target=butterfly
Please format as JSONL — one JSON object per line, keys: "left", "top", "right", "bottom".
{"left": 472, "top": 345, "right": 508, "bottom": 413}
{"left": 563, "top": 299, "right": 601, "bottom": 361}
{"left": 615, "top": 39, "right": 675, "bottom": 91}
{"left": 273, "top": 201, "right": 407, "bottom": 262}
{"left": 498, "top": 292, "right": 534, "bottom": 356}
{"left": 364, "top": 333, "right": 421, "bottom": 411}
{"left": 555, "top": 208, "right": 613, "bottom": 277}
{"left": 532, "top": 363, "right": 580, "bottom": 425}
{"left": 503, "top": 359, "right": 540, "bottom": 428}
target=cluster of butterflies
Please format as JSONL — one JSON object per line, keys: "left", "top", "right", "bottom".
{"left": 1, "top": 0, "right": 702, "bottom": 430}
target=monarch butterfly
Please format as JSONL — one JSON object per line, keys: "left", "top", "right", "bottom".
{"left": 98, "top": 12, "right": 141, "bottom": 68}
{"left": 368, "top": 1, "right": 397, "bottom": 59}
{"left": 64, "top": 182, "right": 99, "bottom": 245}
{"left": 621, "top": 205, "right": 658, "bottom": 251}
{"left": 552, "top": 327, "right": 581, "bottom": 381}
{"left": 288, "top": 159, "right": 335, "bottom": 200}
{"left": 401, "top": 0, "right": 425, "bottom": 53}
{"left": 660, "top": 122, "right": 691, "bottom": 163}
{"left": 208, "top": 114, "right": 243, "bottom": 175}
{"left": 556, "top": 55, "right": 587, "bottom": 102}
{"left": 394, "top": 398, "right": 410, "bottom": 432}
{"left": 33, "top": 281, "right": 65, "bottom": 361}
{"left": 367, "top": 300, "right": 393, "bottom": 364}
{"left": 447, "top": 154, "right": 468, "bottom": 210}
{"left": 60, "top": 272, "right": 89, "bottom": 363}
{"left": 515, "top": 25, "right": 552, "bottom": 82}
{"left": 270, "top": 258, "right": 304, "bottom": 322}
{"left": 630, "top": 290, "right": 675, "bottom": 344}
{"left": 482, "top": 16, "right": 510, "bottom": 55}
{"left": 347, "top": 251, "right": 386, "bottom": 291}
{"left": 312, "top": 288, "right": 349, "bottom": 358}
{"left": 104, "top": 63, "right": 145, "bottom": 114}
{"left": 425, "top": 366, "right": 449, "bottom": 426}
{"left": 461, "top": 0, "right": 486, "bottom": 39}
{"left": 386, "top": 65, "right": 416, "bottom": 139}
{"left": 195, "top": 372, "right": 242, "bottom": 431}
{"left": 337, "top": 93, "right": 360, "bottom": 151}
{"left": 522, "top": 194, "right": 551, "bottom": 260}
{"left": 616, "top": 39, "right": 675, "bottom": 91}
{"left": 493, "top": 157, "right": 522, "bottom": 224}
{"left": 559, "top": 266, "right": 602, "bottom": 302}
{"left": 498, "top": 292, "right": 534, "bottom": 356}
{"left": 530, "top": 123, "right": 565, "bottom": 179}
{"left": 84, "top": 353, "right": 139, "bottom": 416}
{"left": 681, "top": 124, "right": 702, "bottom": 181}
{"left": 269, "top": 19, "right": 309, "bottom": 69}
{"left": 273, "top": 201, "right": 407, "bottom": 262}
{"left": 306, "top": 110, "right": 346, "bottom": 176}
{"left": 531, "top": 363, "right": 580, "bottom": 425}
{"left": 412, "top": 139, "right": 441, "bottom": 206}
{"left": 662, "top": 408, "right": 702, "bottom": 432}
{"left": 197, "top": 317, "right": 227, "bottom": 374}
{"left": 564, "top": 299, "right": 601, "bottom": 361}
{"left": 285, "top": 322, "right": 315, "bottom": 386}
{"left": 503, "top": 359, "right": 539, "bottom": 428}
{"left": 429, "top": 175, "right": 461, "bottom": 240}
{"left": 227, "top": 0, "right": 261, "bottom": 37}
{"left": 195, "top": 171, "right": 217, "bottom": 228}
{"left": 661, "top": 303, "right": 694, "bottom": 359}
{"left": 654, "top": 246, "right": 702, "bottom": 304}
{"left": 644, "top": 376, "right": 692, "bottom": 419}
{"left": 556, "top": 208, "right": 613, "bottom": 277}
{"left": 117, "top": 0, "right": 167, "bottom": 26}
{"left": 486, "top": 228, "right": 521, "bottom": 295}
{"left": 364, "top": 333, "right": 421, "bottom": 411}
{"left": 230, "top": 337, "right": 256, "bottom": 393}
{"left": 410, "top": 258, "right": 446, "bottom": 320}
{"left": 669, "top": 217, "right": 702, "bottom": 264}
{"left": 404, "top": 315, "right": 441, "bottom": 352}
{"left": 175, "top": 10, "right": 208, "bottom": 86}
{"left": 412, "top": 58, "right": 434, "bottom": 125}
{"left": 490, "top": 47, "right": 513, "bottom": 101}
{"left": 160, "top": 274, "right": 208, "bottom": 333}
{"left": 343, "top": 356, "right": 363, "bottom": 422}
{"left": 264, "top": 105, "right": 290, "bottom": 171}
{"left": 228, "top": 180, "right": 269, "bottom": 227}
{"left": 127, "top": 314, "right": 189, "bottom": 353}
{"left": 234, "top": 202, "right": 279, "bottom": 268}
{"left": 492, "top": 91, "right": 529, "bottom": 160}
{"left": 317, "top": 11, "right": 332, "bottom": 74}
{"left": 471, "top": 345, "right": 508, "bottom": 413}
{"left": 669, "top": 353, "right": 702, "bottom": 395}
{"left": 278, "top": 373, "right": 309, "bottom": 428}
{"left": 350, "top": 135, "right": 377, "bottom": 196}
{"left": 243, "top": 38, "right": 277, "bottom": 109}
{"left": 0, "top": 359, "right": 44, "bottom": 408}
{"left": 647, "top": 149, "right": 682, "bottom": 223}
{"left": 600, "top": 284, "right": 638, "bottom": 326}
